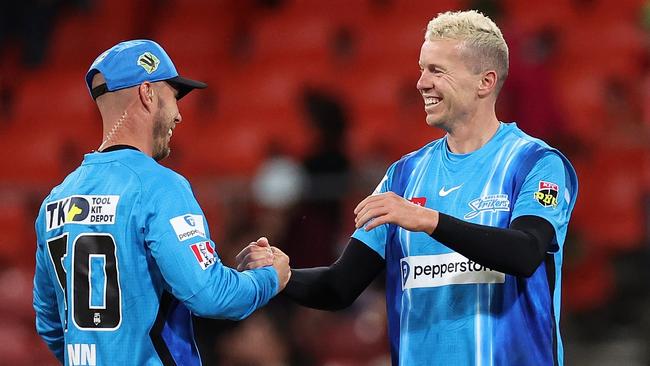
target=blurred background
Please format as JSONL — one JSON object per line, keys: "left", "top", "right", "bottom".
{"left": 0, "top": 0, "right": 649, "bottom": 365}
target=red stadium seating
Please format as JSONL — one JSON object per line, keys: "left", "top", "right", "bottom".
{"left": 571, "top": 147, "right": 647, "bottom": 251}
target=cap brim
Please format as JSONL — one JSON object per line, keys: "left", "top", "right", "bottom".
{"left": 167, "top": 76, "right": 207, "bottom": 100}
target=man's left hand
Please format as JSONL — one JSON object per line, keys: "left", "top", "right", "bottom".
{"left": 354, "top": 192, "right": 439, "bottom": 234}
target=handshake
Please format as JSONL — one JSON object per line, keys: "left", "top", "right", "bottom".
{"left": 235, "top": 237, "right": 291, "bottom": 293}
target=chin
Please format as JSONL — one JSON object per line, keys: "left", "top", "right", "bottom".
{"left": 153, "top": 147, "right": 171, "bottom": 162}
{"left": 425, "top": 115, "right": 442, "bottom": 127}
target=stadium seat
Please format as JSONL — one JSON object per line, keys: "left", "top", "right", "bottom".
{"left": 555, "top": 19, "right": 645, "bottom": 83}
{"left": 571, "top": 147, "right": 647, "bottom": 251}
{"left": 503, "top": 0, "right": 572, "bottom": 35}
{"left": 251, "top": 12, "right": 335, "bottom": 64}
{"left": 353, "top": 16, "right": 424, "bottom": 73}
{"left": 0, "top": 196, "right": 36, "bottom": 267}
{"left": 361, "top": 0, "right": 466, "bottom": 19}
{"left": 563, "top": 246, "right": 615, "bottom": 313}
{"left": 47, "top": 2, "right": 140, "bottom": 71}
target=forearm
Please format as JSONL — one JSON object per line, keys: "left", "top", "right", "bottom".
{"left": 282, "top": 238, "right": 385, "bottom": 311}
{"left": 184, "top": 265, "right": 278, "bottom": 320}
{"left": 284, "top": 267, "right": 347, "bottom": 310}
{"left": 431, "top": 214, "right": 554, "bottom": 277}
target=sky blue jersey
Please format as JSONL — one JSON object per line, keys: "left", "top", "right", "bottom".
{"left": 353, "top": 123, "right": 578, "bottom": 366}
{"left": 33, "top": 149, "right": 279, "bottom": 366}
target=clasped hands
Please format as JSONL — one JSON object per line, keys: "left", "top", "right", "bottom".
{"left": 235, "top": 237, "right": 291, "bottom": 293}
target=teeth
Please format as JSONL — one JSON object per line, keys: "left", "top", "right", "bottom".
{"left": 168, "top": 129, "right": 173, "bottom": 136}
{"left": 424, "top": 97, "right": 441, "bottom": 106}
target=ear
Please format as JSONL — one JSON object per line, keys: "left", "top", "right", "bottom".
{"left": 477, "top": 70, "right": 498, "bottom": 98}
{"left": 138, "top": 82, "right": 155, "bottom": 112}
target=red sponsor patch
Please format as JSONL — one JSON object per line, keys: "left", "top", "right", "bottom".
{"left": 190, "top": 241, "right": 217, "bottom": 270}
{"left": 539, "top": 181, "right": 559, "bottom": 191}
{"left": 409, "top": 197, "right": 427, "bottom": 207}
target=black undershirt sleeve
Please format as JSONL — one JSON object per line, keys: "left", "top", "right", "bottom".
{"left": 282, "top": 238, "right": 385, "bottom": 311}
{"left": 431, "top": 214, "right": 555, "bottom": 277}
{"left": 282, "top": 215, "right": 554, "bottom": 310}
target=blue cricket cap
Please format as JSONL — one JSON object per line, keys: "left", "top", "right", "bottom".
{"left": 85, "top": 39, "right": 207, "bottom": 101}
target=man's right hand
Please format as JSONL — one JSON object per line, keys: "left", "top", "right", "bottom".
{"left": 235, "top": 237, "right": 291, "bottom": 293}
{"left": 235, "top": 237, "right": 274, "bottom": 271}
{"left": 269, "top": 245, "right": 291, "bottom": 292}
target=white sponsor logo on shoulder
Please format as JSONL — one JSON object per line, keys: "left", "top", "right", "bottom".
{"left": 46, "top": 195, "right": 119, "bottom": 231}
{"left": 400, "top": 252, "right": 505, "bottom": 290}
{"left": 170, "top": 214, "right": 206, "bottom": 241}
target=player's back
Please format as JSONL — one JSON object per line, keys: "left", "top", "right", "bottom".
{"left": 35, "top": 149, "right": 197, "bottom": 365}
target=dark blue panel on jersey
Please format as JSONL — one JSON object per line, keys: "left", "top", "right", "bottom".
{"left": 162, "top": 299, "right": 201, "bottom": 366}
{"left": 150, "top": 292, "right": 200, "bottom": 366}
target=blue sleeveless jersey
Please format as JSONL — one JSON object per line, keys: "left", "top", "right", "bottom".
{"left": 353, "top": 123, "right": 578, "bottom": 366}
{"left": 33, "top": 149, "right": 278, "bottom": 365}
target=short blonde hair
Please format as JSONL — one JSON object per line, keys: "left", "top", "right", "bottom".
{"left": 426, "top": 10, "right": 509, "bottom": 93}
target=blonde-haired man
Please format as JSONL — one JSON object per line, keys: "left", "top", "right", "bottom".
{"left": 238, "top": 10, "right": 578, "bottom": 365}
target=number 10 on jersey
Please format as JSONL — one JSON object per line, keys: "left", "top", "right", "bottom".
{"left": 46, "top": 233, "right": 122, "bottom": 331}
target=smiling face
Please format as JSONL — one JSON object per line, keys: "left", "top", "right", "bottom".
{"left": 151, "top": 82, "right": 182, "bottom": 161}
{"left": 416, "top": 39, "right": 483, "bottom": 130}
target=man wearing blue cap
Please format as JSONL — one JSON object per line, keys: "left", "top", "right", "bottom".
{"left": 33, "top": 39, "right": 290, "bottom": 365}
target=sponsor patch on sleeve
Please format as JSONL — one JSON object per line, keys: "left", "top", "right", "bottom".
{"left": 169, "top": 214, "right": 206, "bottom": 241}
{"left": 534, "top": 181, "right": 559, "bottom": 208}
{"left": 189, "top": 241, "right": 217, "bottom": 270}
{"left": 409, "top": 197, "right": 427, "bottom": 207}
{"left": 46, "top": 195, "right": 120, "bottom": 231}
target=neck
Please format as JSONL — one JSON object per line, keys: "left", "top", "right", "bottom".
{"left": 445, "top": 111, "right": 500, "bottom": 154}
{"left": 99, "top": 108, "right": 153, "bottom": 157}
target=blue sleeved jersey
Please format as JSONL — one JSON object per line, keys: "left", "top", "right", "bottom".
{"left": 33, "top": 148, "right": 278, "bottom": 366}
{"left": 353, "top": 123, "right": 578, "bottom": 366}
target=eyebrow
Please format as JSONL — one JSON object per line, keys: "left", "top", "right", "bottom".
{"left": 419, "top": 62, "right": 444, "bottom": 70}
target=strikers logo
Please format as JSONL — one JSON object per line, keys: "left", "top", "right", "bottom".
{"left": 534, "top": 181, "right": 559, "bottom": 208}
{"left": 463, "top": 194, "right": 510, "bottom": 220}
{"left": 190, "top": 241, "right": 217, "bottom": 270}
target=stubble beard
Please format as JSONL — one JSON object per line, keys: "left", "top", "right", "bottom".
{"left": 152, "top": 112, "right": 171, "bottom": 162}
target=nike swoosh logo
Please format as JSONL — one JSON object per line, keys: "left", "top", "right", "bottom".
{"left": 439, "top": 185, "right": 462, "bottom": 197}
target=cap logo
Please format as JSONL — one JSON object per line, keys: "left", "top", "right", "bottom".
{"left": 137, "top": 52, "right": 160, "bottom": 74}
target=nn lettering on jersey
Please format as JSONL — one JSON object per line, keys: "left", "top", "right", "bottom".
{"left": 46, "top": 195, "right": 120, "bottom": 231}
{"left": 400, "top": 253, "right": 505, "bottom": 290}
{"left": 67, "top": 343, "right": 96, "bottom": 366}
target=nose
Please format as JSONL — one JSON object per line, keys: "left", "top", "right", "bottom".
{"left": 175, "top": 112, "right": 182, "bottom": 124}
{"left": 416, "top": 71, "right": 432, "bottom": 92}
